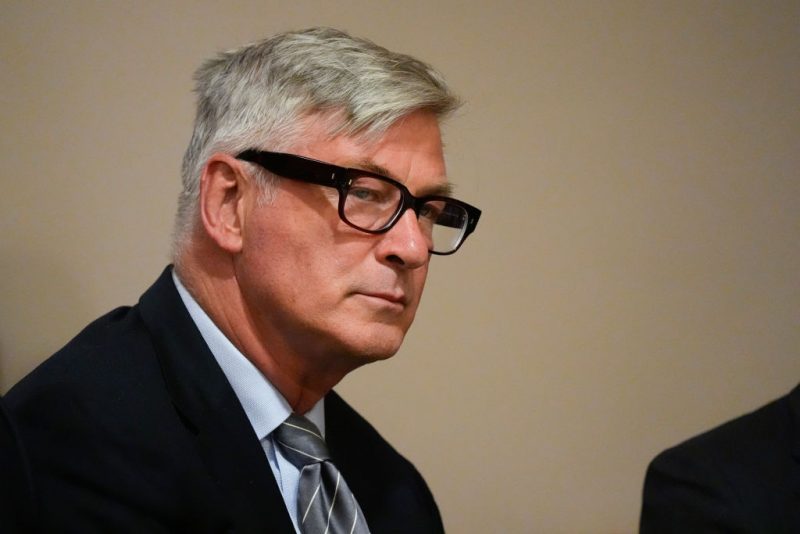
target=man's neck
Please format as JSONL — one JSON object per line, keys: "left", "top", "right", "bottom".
{"left": 174, "top": 254, "right": 347, "bottom": 414}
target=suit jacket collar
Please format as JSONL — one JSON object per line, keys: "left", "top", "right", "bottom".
{"left": 138, "top": 266, "right": 295, "bottom": 532}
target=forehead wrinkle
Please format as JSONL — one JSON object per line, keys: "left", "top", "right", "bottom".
{"left": 350, "top": 158, "right": 453, "bottom": 197}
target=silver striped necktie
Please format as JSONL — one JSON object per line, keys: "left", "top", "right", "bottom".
{"left": 274, "top": 414, "right": 371, "bottom": 534}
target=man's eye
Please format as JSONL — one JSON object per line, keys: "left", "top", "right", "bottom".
{"left": 419, "top": 203, "right": 443, "bottom": 221}
{"left": 348, "top": 187, "right": 382, "bottom": 202}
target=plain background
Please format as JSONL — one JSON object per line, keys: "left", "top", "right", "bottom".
{"left": 1, "top": 1, "right": 798, "bottom": 532}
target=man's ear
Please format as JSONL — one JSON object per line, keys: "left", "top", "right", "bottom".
{"left": 199, "top": 153, "right": 249, "bottom": 254}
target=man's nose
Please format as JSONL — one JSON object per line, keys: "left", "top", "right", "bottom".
{"left": 376, "top": 209, "right": 430, "bottom": 269}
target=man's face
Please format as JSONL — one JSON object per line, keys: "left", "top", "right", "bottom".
{"left": 233, "top": 111, "right": 447, "bottom": 371}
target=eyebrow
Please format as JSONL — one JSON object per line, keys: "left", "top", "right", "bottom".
{"left": 353, "top": 159, "right": 454, "bottom": 197}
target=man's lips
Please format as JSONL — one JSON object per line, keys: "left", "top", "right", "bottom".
{"left": 355, "top": 291, "right": 407, "bottom": 306}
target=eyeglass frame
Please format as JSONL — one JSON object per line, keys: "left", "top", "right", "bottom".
{"left": 235, "top": 149, "right": 481, "bottom": 255}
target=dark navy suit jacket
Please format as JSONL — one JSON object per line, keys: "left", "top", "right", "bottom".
{"left": 6, "top": 267, "right": 443, "bottom": 533}
{"left": 640, "top": 385, "right": 800, "bottom": 533}
{"left": 0, "top": 396, "right": 38, "bottom": 532}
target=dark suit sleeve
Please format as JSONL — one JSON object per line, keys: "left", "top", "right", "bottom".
{"left": 640, "top": 446, "right": 752, "bottom": 534}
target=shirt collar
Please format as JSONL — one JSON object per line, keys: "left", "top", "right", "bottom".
{"left": 171, "top": 269, "right": 325, "bottom": 439}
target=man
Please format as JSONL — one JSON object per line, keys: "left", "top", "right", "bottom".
{"left": 6, "top": 27, "right": 480, "bottom": 533}
{"left": 640, "top": 384, "right": 800, "bottom": 532}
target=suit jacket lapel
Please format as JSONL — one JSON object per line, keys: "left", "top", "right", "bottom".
{"left": 138, "top": 267, "right": 295, "bottom": 532}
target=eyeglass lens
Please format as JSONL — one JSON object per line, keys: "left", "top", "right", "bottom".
{"left": 343, "top": 175, "right": 468, "bottom": 253}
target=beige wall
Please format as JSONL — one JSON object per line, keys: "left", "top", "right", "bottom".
{"left": 2, "top": 1, "right": 798, "bottom": 532}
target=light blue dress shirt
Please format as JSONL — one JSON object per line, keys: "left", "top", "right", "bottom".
{"left": 172, "top": 271, "right": 324, "bottom": 532}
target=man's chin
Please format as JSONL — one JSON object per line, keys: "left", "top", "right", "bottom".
{"left": 340, "top": 327, "right": 406, "bottom": 366}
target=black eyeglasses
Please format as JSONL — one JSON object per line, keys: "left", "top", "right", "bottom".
{"left": 236, "top": 150, "right": 481, "bottom": 255}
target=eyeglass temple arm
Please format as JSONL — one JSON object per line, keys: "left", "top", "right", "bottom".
{"left": 237, "top": 150, "right": 340, "bottom": 187}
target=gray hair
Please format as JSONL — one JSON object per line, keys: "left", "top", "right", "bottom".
{"left": 172, "top": 26, "right": 460, "bottom": 257}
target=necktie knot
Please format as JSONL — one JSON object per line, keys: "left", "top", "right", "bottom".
{"left": 273, "top": 413, "right": 371, "bottom": 533}
{"left": 273, "top": 414, "right": 331, "bottom": 469}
